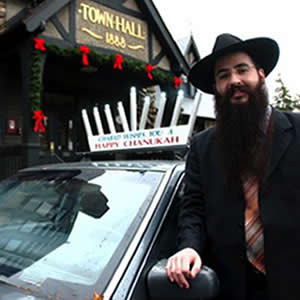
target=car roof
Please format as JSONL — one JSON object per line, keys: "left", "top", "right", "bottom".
{"left": 20, "top": 160, "right": 185, "bottom": 173}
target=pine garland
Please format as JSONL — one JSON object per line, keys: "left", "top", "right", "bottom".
{"left": 30, "top": 43, "right": 174, "bottom": 112}
{"left": 30, "top": 50, "right": 44, "bottom": 112}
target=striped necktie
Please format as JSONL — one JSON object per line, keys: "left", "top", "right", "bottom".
{"left": 243, "top": 177, "right": 266, "bottom": 274}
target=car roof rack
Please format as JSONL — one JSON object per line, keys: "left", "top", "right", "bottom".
{"left": 80, "top": 87, "right": 202, "bottom": 161}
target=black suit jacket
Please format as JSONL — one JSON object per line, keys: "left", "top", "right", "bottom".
{"left": 177, "top": 108, "right": 300, "bottom": 300}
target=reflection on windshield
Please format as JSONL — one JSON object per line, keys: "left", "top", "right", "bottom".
{"left": 0, "top": 170, "right": 109, "bottom": 277}
{"left": 0, "top": 168, "right": 164, "bottom": 294}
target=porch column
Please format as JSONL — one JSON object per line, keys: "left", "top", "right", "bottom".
{"left": 19, "top": 38, "right": 43, "bottom": 168}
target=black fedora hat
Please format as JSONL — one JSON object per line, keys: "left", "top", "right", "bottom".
{"left": 188, "top": 33, "right": 280, "bottom": 94}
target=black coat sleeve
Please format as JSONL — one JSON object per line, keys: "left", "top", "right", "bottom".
{"left": 177, "top": 134, "right": 207, "bottom": 254}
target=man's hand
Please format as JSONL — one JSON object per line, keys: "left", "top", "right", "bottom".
{"left": 166, "top": 247, "right": 202, "bottom": 289}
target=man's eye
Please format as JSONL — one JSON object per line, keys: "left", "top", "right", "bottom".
{"left": 217, "top": 73, "right": 229, "bottom": 80}
{"left": 237, "top": 67, "right": 249, "bottom": 74}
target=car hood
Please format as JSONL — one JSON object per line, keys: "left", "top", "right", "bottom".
{"left": 0, "top": 282, "right": 46, "bottom": 300}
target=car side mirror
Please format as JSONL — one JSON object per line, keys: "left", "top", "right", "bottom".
{"left": 147, "top": 259, "right": 219, "bottom": 300}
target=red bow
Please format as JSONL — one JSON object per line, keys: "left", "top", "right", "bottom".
{"left": 113, "top": 54, "right": 124, "bottom": 70}
{"left": 33, "top": 37, "right": 46, "bottom": 51}
{"left": 79, "top": 45, "right": 90, "bottom": 66}
{"left": 174, "top": 76, "right": 182, "bottom": 89}
{"left": 33, "top": 110, "right": 46, "bottom": 133}
{"left": 146, "top": 64, "right": 154, "bottom": 80}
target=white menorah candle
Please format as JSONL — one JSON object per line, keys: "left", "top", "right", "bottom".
{"left": 117, "top": 101, "right": 130, "bottom": 132}
{"left": 93, "top": 106, "right": 104, "bottom": 135}
{"left": 154, "top": 91, "right": 167, "bottom": 128}
{"left": 130, "top": 86, "right": 137, "bottom": 131}
{"left": 139, "top": 96, "right": 151, "bottom": 130}
{"left": 81, "top": 109, "right": 93, "bottom": 137}
{"left": 170, "top": 89, "right": 184, "bottom": 126}
{"left": 104, "top": 104, "right": 116, "bottom": 133}
{"left": 187, "top": 91, "right": 202, "bottom": 139}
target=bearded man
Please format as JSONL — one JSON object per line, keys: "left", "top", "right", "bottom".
{"left": 166, "top": 34, "right": 300, "bottom": 300}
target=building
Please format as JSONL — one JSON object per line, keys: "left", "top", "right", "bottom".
{"left": 0, "top": 0, "right": 211, "bottom": 180}
{"left": 176, "top": 35, "right": 215, "bottom": 132}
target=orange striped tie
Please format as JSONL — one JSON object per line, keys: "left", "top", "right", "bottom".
{"left": 243, "top": 177, "right": 265, "bottom": 274}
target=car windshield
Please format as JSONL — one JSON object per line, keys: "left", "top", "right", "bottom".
{"left": 0, "top": 167, "right": 165, "bottom": 298}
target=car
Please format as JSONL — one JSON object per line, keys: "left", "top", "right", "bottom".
{"left": 0, "top": 158, "right": 219, "bottom": 300}
{"left": 0, "top": 93, "right": 219, "bottom": 299}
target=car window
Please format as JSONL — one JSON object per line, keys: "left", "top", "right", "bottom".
{"left": 0, "top": 168, "right": 165, "bottom": 298}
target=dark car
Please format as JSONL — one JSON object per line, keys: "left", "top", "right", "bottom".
{"left": 0, "top": 159, "right": 218, "bottom": 300}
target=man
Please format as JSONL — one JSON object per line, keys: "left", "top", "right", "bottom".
{"left": 166, "top": 33, "right": 300, "bottom": 300}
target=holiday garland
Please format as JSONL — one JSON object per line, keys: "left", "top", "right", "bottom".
{"left": 30, "top": 49, "right": 44, "bottom": 113}
{"left": 30, "top": 38, "right": 181, "bottom": 132}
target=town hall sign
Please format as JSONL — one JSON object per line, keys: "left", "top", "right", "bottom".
{"left": 76, "top": 1, "right": 149, "bottom": 61}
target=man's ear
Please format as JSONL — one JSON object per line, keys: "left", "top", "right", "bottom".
{"left": 258, "top": 68, "right": 265, "bottom": 79}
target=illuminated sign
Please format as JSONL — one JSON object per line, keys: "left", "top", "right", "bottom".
{"left": 76, "top": 1, "right": 148, "bottom": 61}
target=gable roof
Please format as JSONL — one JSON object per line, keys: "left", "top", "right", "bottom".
{"left": 137, "top": 0, "right": 189, "bottom": 74}
{"left": 176, "top": 34, "right": 201, "bottom": 62}
{"left": 1, "top": 0, "right": 190, "bottom": 75}
{"left": 24, "top": 0, "right": 71, "bottom": 32}
{"left": 177, "top": 36, "right": 191, "bottom": 55}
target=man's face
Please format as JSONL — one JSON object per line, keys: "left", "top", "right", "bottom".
{"left": 213, "top": 51, "right": 270, "bottom": 183}
{"left": 214, "top": 52, "right": 265, "bottom": 104}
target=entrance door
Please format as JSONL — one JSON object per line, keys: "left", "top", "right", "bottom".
{"left": 41, "top": 93, "right": 76, "bottom": 162}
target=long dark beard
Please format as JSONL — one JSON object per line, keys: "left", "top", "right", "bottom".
{"left": 215, "top": 81, "right": 271, "bottom": 186}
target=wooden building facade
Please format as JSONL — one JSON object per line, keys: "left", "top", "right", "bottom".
{"left": 0, "top": 0, "right": 197, "bottom": 179}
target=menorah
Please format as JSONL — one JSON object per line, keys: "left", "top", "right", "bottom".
{"left": 81, "top": 88, "right": 202, "bottom": 152}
